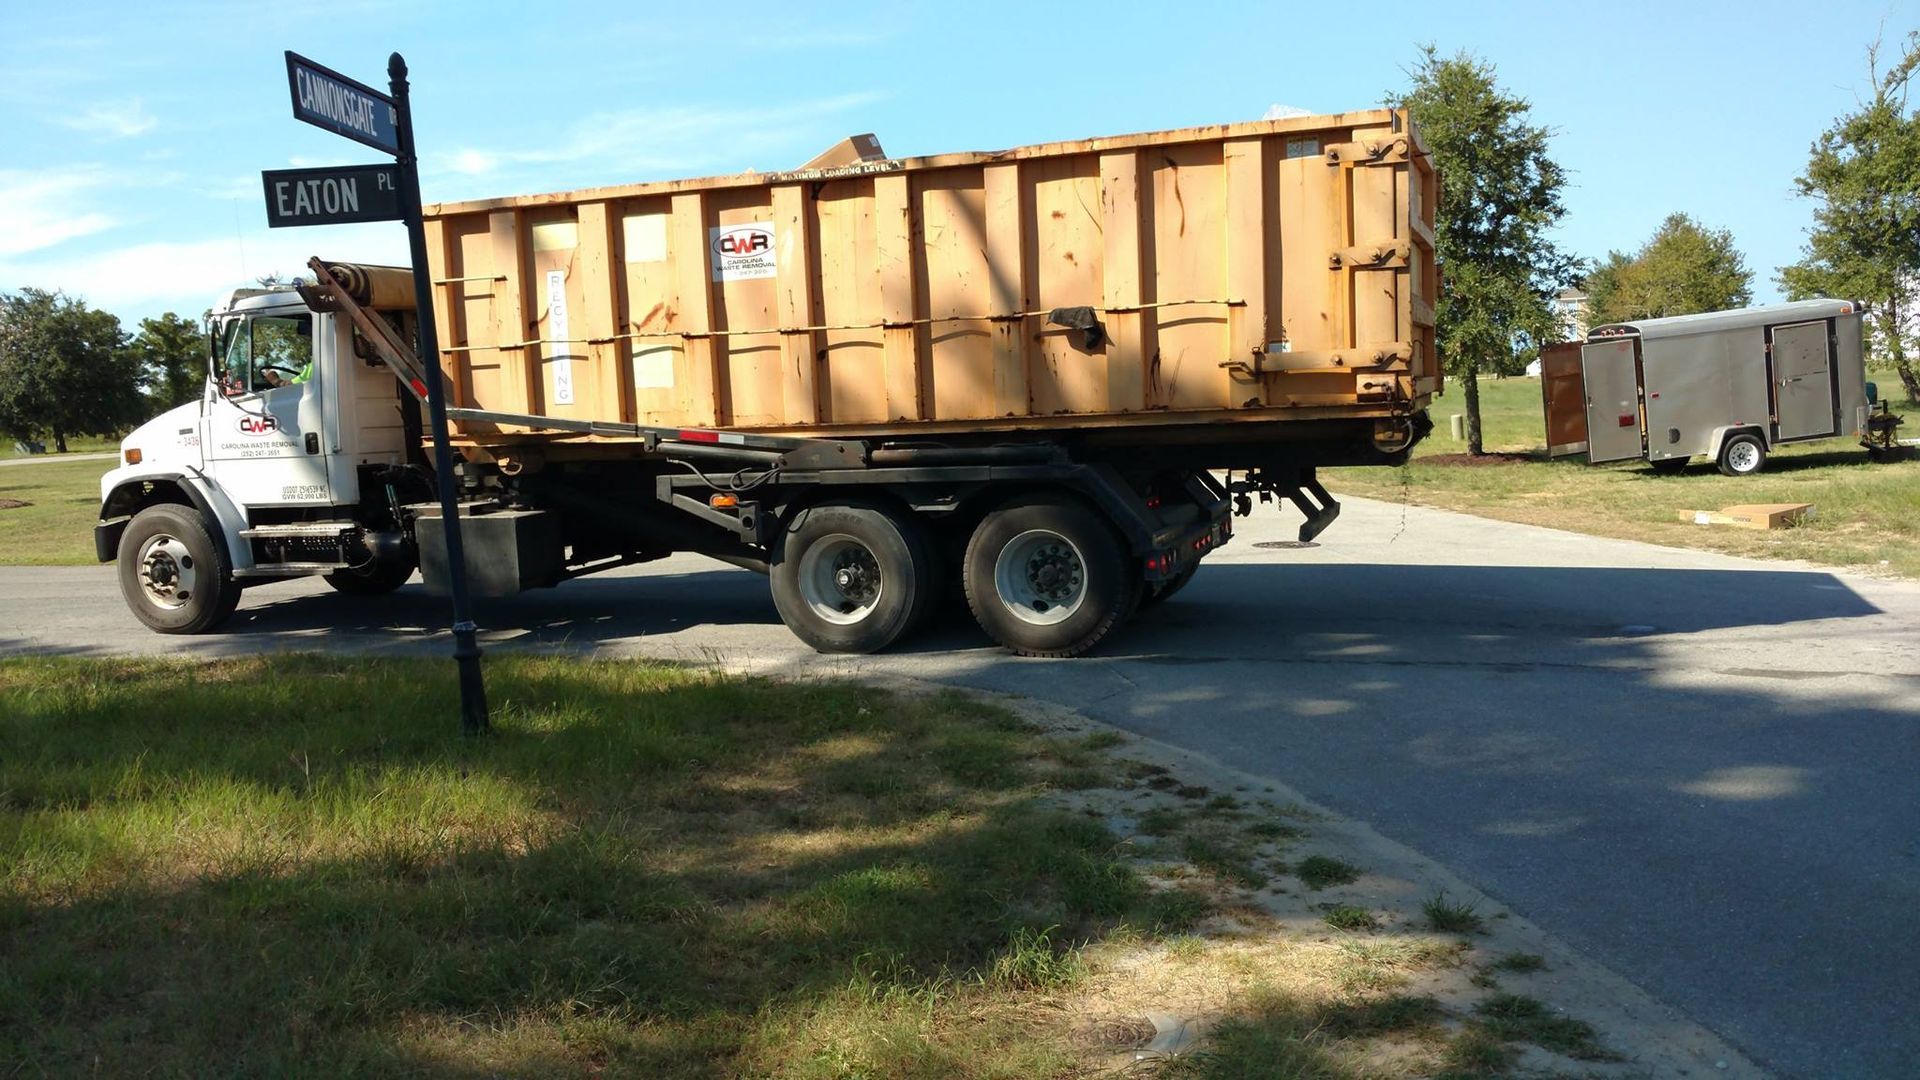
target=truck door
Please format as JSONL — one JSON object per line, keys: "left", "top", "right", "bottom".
{"left": 1771, "top": 320, "right": 1837, "bottom": 441}
{"left": 205, "top": 312, "right": 334, "bottom": 509}
{"left": 1539, "top": 341, "right": 1589, "bottom": 457}
{"left": 1580, "top": 338, "right": 1643, "bottom": 463}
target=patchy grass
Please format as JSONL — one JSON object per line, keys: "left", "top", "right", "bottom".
{"left": 1473, "top": 993, "right": 1618, "bottom": 1061}
{"left": 1181, "top": 830, "right": 1268, "bottom": 889}
{"left": 1136, "top": 807, "right": 1185, "bottom": 837}
{"left": 1295, "top": 854, "right": 1362, "bottom": 890}
{"left": 0, "top": 655, "right": 1177, "bottom": 1077}
{"left": 1423, "top": 892, "right": 1486, "bottom": 934}
{"left": 1246, "top": 818, "right": 1308, "bottom": 842}
{"left": 1321, "top": 904, "right": 1379, "bottom": 932}
{"left": 0, "top": 457, "right": 107, "bottom": 565}
{"left": 1154, "top": 988, "right": 1446, "bottom": 1079}
{"left": 1490, "top": 951, "right": 1547, "bottom": 974}
{"left": 1142, "top": 887, "right": 1214, "bottom": 933}
{"left": 1329, "top": 371, "right": 1920, "bottom": 578}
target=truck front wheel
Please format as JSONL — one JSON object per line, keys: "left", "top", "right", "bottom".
{"left": 116, "top": 504, "right": 240, "bottom": 634}
{"left": 964, "top": 496, "right": 1132, "bottom": 657}
{"left": 770, "top": 502, "right": 934, "bottom": 653}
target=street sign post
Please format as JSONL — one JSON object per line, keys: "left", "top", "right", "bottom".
{"left": 261, "top": 164, "right": 402, "bottom": 228}
{"left": 276, "top": 51, "right": 489, "bottom": 736}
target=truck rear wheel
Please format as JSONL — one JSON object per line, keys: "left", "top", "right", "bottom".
{"left": 771, "top": 502, "right": 934, "bottom": 654}
{"left": 116, "top": 504, "right": 240, "bottom": 634}
{"left": 964, "top": 495, "right": 1131, "bottom": 657}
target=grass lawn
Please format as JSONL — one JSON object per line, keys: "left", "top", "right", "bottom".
{"left": 0, "top": 435, "right": 118, "bottom": 460}
{"left": 0, "top": 458, "right": 108, "bottom": 566}
{"left": 1329, "top": 373, "right": 1920, "bottom": 578}
{"left": 0, "top": 656, "right": 1622, "bottom": 1077}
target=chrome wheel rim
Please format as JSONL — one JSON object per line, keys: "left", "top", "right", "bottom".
{"left": 137, "top": 534, "right": 197, "bottom": 610}
{"left": 1728, "top": 441, "right": 1760, "bottom": 473}
{"left": 797, "top": 534, "right": 883, "bottom": 625}
{"left": 993, "top": 529, "right": 1086, "bottom": 627}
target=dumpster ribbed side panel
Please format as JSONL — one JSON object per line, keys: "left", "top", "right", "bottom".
{"left": 425, "top": 109, "right": 1438, "bottom": 442}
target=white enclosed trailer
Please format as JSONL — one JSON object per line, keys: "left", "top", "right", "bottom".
{"left": 1542, "top": 299, "right": 1892, "bottom": 475}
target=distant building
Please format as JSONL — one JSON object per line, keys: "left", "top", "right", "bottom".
{"left": 1554, "top": 286, "right": 1591, "bottom": 341}
{"left": 1528, "top": 287, "right": 1592, "bottom": 376}
{"left": 1512, "top": 288, "right": 1589, "bottom": 376}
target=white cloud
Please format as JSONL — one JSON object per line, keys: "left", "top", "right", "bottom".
{"left": 1262, "top": 103, "right": 1311, "bottom": 120}
{"left": 0, "top": 225, "right": 412, "bottom": 321}
{"left": 62, "top": 98, "right": 157, "bottom": 138}
{"left": 0, "top": 168, "right": 115, "bottom": 256}
{"left": 429, "top": 92, "right": 885, "bottom": 186}
{"left": 447, "top": 149, "right": 501, "bottom": 177}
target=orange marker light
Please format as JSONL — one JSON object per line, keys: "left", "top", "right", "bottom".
{"left": 124, "top": 448, "right": 142, "bottom": 465}
{"left": 708, "top": 493, "right": 740, "bottom": 509}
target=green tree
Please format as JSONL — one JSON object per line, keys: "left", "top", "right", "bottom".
{"left": 0, "top": 289, "right": 144, "bottom": 453}
{"left": 130, "top": 312, "right": 208, "bottom": 411}
{"left": 1586, "top": 213, "right": 1754, "bottom": 325}
{"left": 1778, "top": 31, "right": 1920, "bottom": 401}
{"left": 1391, "top": 46, "right": 1578, "bottom": 454}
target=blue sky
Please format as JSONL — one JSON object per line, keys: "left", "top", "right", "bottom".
{"left": 2, "top": 0, "right": 1913, "bottom": 327}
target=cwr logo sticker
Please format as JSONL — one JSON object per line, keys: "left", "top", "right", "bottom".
{"left": 708, "top": 221, "right": 778, "bottom": 282}
{"left": 236, "top": 415, "right": 279, "bottom": 436}
{"left": 712, "top": 227, "right": 772, "bottom": 259}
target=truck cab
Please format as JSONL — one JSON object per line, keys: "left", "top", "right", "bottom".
{"left": 97, "top": 276, "right": 428, "bottom": 632}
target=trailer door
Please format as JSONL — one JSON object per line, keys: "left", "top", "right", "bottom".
{"left": 1580, "top": 338, "right": 1643, "bottom": 463}
{"left": 1772, "top": 320, "right": 1836, "bottom": 441}
{"left": 1540, "top": 341, "right": 1589, "bottom": 457}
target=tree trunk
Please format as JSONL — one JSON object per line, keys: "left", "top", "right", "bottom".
{"left": 1462, "top": 357, "right": 1485, "bottom": 456}
{"left": 1886, "top": 310, "right": 1920, "bottom": 404}
{"left": 1896, "top": 357, "right": 1920, "bottom": 405}
{"left": 52, "top": 428, "right": 68, "bottom": 454}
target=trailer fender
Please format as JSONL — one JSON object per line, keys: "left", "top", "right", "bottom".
{"left": 1705, "top": 425, "right": 1768, "bottom": 463}
{"left": 96, "top": 468, "right": 253, "bottom": 570}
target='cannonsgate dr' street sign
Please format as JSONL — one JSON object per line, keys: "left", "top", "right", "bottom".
{"left": 261, "top": 164, "right": 403, "bottom": 228}
{"left": 284, "top": 51, "right": 400, "bottom": 154}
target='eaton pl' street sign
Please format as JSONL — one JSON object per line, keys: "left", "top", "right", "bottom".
{"left": 261, "top": 164, "right": 403, "bottom": 228}
{"left": 285, "top": 51, "right": 399, "bottom": 154}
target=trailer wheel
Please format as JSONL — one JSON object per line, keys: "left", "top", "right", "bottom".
{"left": 1718, "top": 434, "right": 1766, "bottom": 477}
{"left": 116, "top": 504, "right": 239, "bottom": 634}
{"left": 771, "top": 502, "right": 934, "bottom": 654}
{"left": 964, "top": 495, "right": 1131, "bottom": 657}
{"left": 326, "top": 555, "right": 416, "bottom": 595}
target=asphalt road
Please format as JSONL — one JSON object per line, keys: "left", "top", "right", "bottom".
{"left": 5, "top": 497, "right": 1916, "bottom": 1078}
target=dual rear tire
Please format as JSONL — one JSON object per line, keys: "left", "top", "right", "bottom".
{"left": 771, "top": 494, "right": 1135, "bottom": 658}
{"left": 962, "top": 496, "right": 1132, "bottom": 657}
{"left": 770, "top": 502, "right": 937, "bottom": 654}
